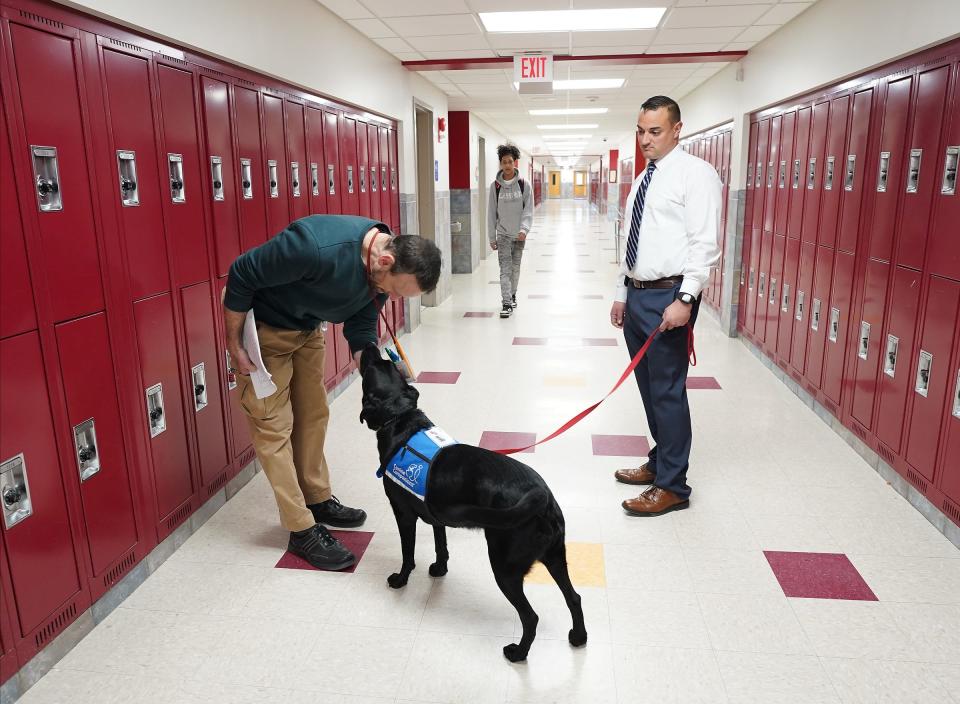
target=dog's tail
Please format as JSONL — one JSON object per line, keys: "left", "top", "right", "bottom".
{"left": 445, "top": 489, "right": 550, "bottom": 528}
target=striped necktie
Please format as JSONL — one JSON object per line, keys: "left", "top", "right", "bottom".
{"left": 625, "top": 161, "right": 657, "bottom": 271}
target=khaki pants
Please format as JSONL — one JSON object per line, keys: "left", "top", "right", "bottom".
{"left": 236, "top": 323, "right": 333, "bottom": 531}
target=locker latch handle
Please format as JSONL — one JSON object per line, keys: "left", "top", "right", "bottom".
{"left": 915, "top": 350, "right": 932, "bottom": 397}
{"left": 149, "top": 407, "right": 163, "bottom": 421}
{"left": 37, "top": 177, "right": 59, "bottom": 195}
{"left": 121, "top": 178, "right": 136, "bottom": 192}
{"left": 73, "top": 418, "right": 101, "bottom": 482}
{"left": 171, "top": 179, "right": 183, "bottom": 190}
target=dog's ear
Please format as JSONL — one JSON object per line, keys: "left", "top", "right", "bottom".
{"left": 358, "top": 344, "right": 382, "bottom": 374}
{"left": 359, "top": 394, "right": 374, "bottom": 425}
{"left": 403, "top": 385, "right": 419, "bottom": 406}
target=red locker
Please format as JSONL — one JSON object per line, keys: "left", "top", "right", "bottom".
{"left": 851, "top": 259, "right": 891, "bottom": 430}
{"left": 765, "top": 234, "right": 786, "bottom": 354}
{"left": 904, "top": 277, "right": 960, "bottom": 482}
{"left": 181, "top": 281, "right": 229, "bottom": 490}
{"left": 284, "top": 100, "right": 309, "bottom": 221}
{"left": 379, "top": 126, "right": 391, "bottom": 227}
{"left": 323, "top": 110, "right": 342, "bottom": 215}
{"left": 304, "top": 105, "right": 328, "bottom": 215}
{"left": 368, "top": 122, "right": 381, "bottom": 223}
{"left": 156, "top": 63, "right": 209, "bottom": 287}
{"left": 744, "top": 229, "right": 761, "bottom": 335}
{"left": 389, "top": 127, "right": 400, "bottom": 232}
{"left": 897, "top": 63, "right": 951, "bottom": 271}
{"left": 777, "top": 237, "right": 801, "bottom": 362}
{"left": 218, "top": 275, "right": 252, "bottom": 459}
{"left": 99, "top": 45, "right": 169, "bottom": 300}
{"left": 937, "top": 323, "right": 960, "bottom": 506}
{"left": 763, "top": 116, "right": 780, "bottom": 234}
{"left": 751, "top": 120, "right": 769, "bottom": 233}
{"left": 801, "top": 101, "right": 830, "bottom": 244}
{"left": 805, "top": 245, "right": 834, "bottom": 390}
{"left": 1, "top": 332, "right": 84, "bottom": 651}
{"left": 55, "top": 314, "right": 139, "bottom": 577}
{"left": 926, "top": 64, "right": 960, "bottom": 281}
{"left": 821, "top": 250, "right": 855, "bottom": 408}
{"left": 876, "top": 266, "right": 924, "bottom": 454}
{"left": 774, "top": 111, "right": 795, "bottom": 236}
{"left": 200, "top": 75, "right": 241, "bottom": 277}
{"left": 786, "top": 107, "right": 811, "bottom": 239}
{"left": 867, "top": 74, "right": 913, "bottom": 262}
{"left": 340, "top": 115, "right": 359, "bottom": 216}
{"left": 356, "top": 118, "right": 370, "bottom": 217}
{"left": 837, "top": 87, "right": 874, "bottom": 254}
{"left": 0, "top": 544, "right": 17, "bottom": 684}
{"left": 233, "top": 85, "right": 269, "bottom": 250}
{"left": 0, "top": 95, "right": 36, "bottom": 339}
{"left": 740, "top": 123, "right": 759, "bottom": 331}
{"left": 817, "top": 94, "right": 850, "bottom": 249}
{"left": 334, "top": 321, "right": 354, "bottom": 380}
{"left": 133, "top": 293, "right": 195, "bottom": 535}
{"left": 790, "top": 242, "right": 817, "bottom": 376}
{"left": 756, "top": 231, "right": 773, "bottom": 343}
{"left": 6, "top": 20, "right": 104, "bottom": 321}
{"left": 262, "top": 92, "right": 289, "bottom": 237}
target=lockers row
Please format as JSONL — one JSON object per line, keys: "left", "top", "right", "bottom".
{"left": 736, "top": 40, "right": 960, "bottom": 526}
{"left": 0, "top": 0, "right": 405, "bottom": 683}
{"left": 682, "top": 129, "right": 733, "bottom": 311}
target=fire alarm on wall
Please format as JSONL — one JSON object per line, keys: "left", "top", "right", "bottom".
{"left": 438, "top": 116, "right": 446, "bottom": 143}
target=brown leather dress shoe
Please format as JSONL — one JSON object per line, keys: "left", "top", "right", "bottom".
{"left": 622, "top": 486, "right": 689, "bottom": 516}
{"left": 614, "top": 462, "right": 655, "bottom": 485}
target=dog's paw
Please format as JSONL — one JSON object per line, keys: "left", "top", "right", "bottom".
{"left": 428, "top": 562, "right": 448, "bottom": 577}
{"left": 568, "top": 629, "right": 588, "bottom": 648}
{"left": 387, "top": 573, "right": 409, "bottom": 589}
{"left": 502, "top": 643, "right": 528, "bottom": 663}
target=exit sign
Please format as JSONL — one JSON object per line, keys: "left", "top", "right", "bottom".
{"left": 514, "top": 53, "right": 553, "bottom": 83}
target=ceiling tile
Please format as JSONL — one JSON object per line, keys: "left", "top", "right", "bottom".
{"left": 676, "top": 0, "right": 774, "bottom": 5}
{"left": 723, "top": 41, "right": 755, "bottom": 51}
{"left": 408, "top": 34, "right": 492, "bottom": 52}
{"left": 646, "top": 43, "right": 728, "bottom": 52}
{"left": 314, "top": 0, "right": 372, "bottom": 19}
{"left": 570, "top": 30, "right": 656, "bottom": 48}
{"left": 421, "top": 49, "right": 498, "bottom": 59}
{"left": 394, "top": 52, "right": 425, "bottom": 61}
{"left": 383, "top": 14, "right": 482, "bottom": 37}
{"left": 663, "top": 4, "right": 772, "bottom": 28}
{"left": 349, "top": 19, "right": 397, "bottom": 38}
{"left": 653, "top": 26, "right": 744, "bottom": 44}
{"left": 734, "top": 24, "right": 781, "bottom": 42}
{"left": 465, "top": 0, "right": 567, "bottom": 10}
{"left": 757, "top": 2, "right": 814, "bottom": 25}
{"left": 570, "top": 0, "right": 675, "bottom": 6}
{"left": 361, "top": 0, "right": 471, "bottom": 15}
{"left": 372, "top": 36, "right": 414, "bottom": 52}
{"left": 486, "top": 32, "right": 570, "bottom": 50}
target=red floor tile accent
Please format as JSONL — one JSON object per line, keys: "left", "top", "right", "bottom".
{"left": 592, "top": 434, "right": 650, "bottom": 457}
{"left": 513, "top": 337, "right": 549, "bottom": 345}
{"left": 764, "top": 551, "right": 878, "bottom": 601}
{"left": 479, "top": 431, "right": 537, "bottom": 454}
{"left": 276, "top": 530, "right": 374, "bottom": 574}
{"left": 463, "top": 311, "right": 494, "bottom": 318}
{"left": 416, "top": 371, "right": 461, "bottom": 384}
{"left": 583, "top": 338, "right": 618, "bottom": 346}
{"left": 687, "top": 376, "right": 722, "bottom": 389}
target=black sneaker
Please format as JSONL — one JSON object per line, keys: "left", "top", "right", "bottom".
{"left": 512, "top": 294, "right": 517, "bottom": 308}
{"left": 500, "top": 303, "right": 513, "bottom": 319}
{"left": 308, "top": 496, "right": 367, "bottom": 528}
{"left": 288, "top": 524, "right": 356, "bottom": 571}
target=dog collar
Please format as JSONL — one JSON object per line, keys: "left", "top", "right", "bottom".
{"left": 377, "top": 426, "right": 458, "bottom": 501}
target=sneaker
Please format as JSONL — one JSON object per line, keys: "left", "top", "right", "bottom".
{"left": 288, "top": 524, "right": 356, "bottom": 571}
{"left": 500, "top": 304, "right": 513, "bottom": 319}
{"left": 511, "top": 294, "right": 518, "bottom": 308}
{"left": 308, "top": 495, "right": 367, "bottom": 528}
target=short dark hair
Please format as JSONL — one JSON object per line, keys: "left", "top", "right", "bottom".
{"left": 388, "top": 235, "right": 441, "bottom": 293}
{"left": 497, "top": 144, "right": 520, "bottom": 162}
{"left": 640, "top": 95, "right": 681, "bottom": 125}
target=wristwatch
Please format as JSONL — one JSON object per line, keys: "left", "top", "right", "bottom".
{"left": 678, "top": 292, "right": 696, "bottom": 305}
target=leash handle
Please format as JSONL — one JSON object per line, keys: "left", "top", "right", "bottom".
{"left": 494, "top": 328, "right": 661, "bottom": 455}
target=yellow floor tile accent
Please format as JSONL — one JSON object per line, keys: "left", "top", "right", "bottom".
{"left": 525, "top": 542, "right": 605, "bottom": 587}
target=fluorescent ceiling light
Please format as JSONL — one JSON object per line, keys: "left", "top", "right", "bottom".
{"left": 538, "top": 123, "right": 598, "bottom": 130}
{"left": 480, "top": 8, "right": 665, "bottom": 33}
{"left": 513, "top": 79, "right": 625, "bottom": 91}
{"left": 529, "top": 108, "right": 608, "bottom": 115}
{"left": 542, "top": 135, "right": 591, "bottom": 140}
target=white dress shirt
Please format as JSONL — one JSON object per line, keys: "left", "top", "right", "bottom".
{"left": 615, "top": 144, "right": 722, "bottom": 302}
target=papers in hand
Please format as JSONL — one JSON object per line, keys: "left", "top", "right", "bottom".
{"left": 243, "top": 310, "right": 277, "bottom": 399}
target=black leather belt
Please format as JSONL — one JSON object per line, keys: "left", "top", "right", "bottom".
{"left": 625, "top": 276, "right": 683, "bottom": 289}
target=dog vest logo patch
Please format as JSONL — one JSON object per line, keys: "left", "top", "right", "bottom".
{"left": 378, "top": 427, "right": 457, "bottom": 501}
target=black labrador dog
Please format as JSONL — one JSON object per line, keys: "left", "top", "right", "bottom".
{"left": 358, "top": 345, "right": 587, "bottom": 662}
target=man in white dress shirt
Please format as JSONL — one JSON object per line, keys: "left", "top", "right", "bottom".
{"left": 610, "top": 96, "right": 721, "bottom": 516}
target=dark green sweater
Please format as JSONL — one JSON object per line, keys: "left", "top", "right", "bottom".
{"left": 224, "top": 215, "right": 389, "bottom": 354}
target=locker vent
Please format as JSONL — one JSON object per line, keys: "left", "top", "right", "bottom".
{"left": 790, "top": 371, "right": 802, "bottom": 384}
{"left": 103, "top": 550, "right": 136, "bottom": 589}
{"left": 942, "top": 499, "right": 960, "bottom": 527}
{"left": 238, "top": 446, "right": 256, "bottom": 468}
{"left": 824, "top": 399, "right": 839, "bottom": 416}
{"left": 204, "top": 67, "right": 226, "bottom": 78}
{"left": 236, "top": 78, "right": 256, "bottom": 88}
{"left": 108, "top": 37, "right": 144, "bottom": 53}
{"left": 905, "top": 468, "right": 929, "bottom": 493}
{"left": 206, "top": 470, "right": 228, "bottom": 497}
{"left": 851, "top": 423, "right": 867, "bottom": 440}
{"left": 158, "top": 53, "right": 188, "bottom": 66}
{"left": 166, "top": 502, "right": 192, "bottom": 533}
{"left": 804, "top": 381, "right": 817, "bottom": 396}
{"left": 34, "top": 601, "right": 77, "bottom": 650}
{"left": 18, "top": 10, "right": 64, "bottom": 29}
{"left": 877, "top": 444, "right": 896, "bottom": 466}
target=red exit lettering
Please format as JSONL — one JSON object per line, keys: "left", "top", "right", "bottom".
{"left": 521, "top": 56, "right": 548, "bottom": 79}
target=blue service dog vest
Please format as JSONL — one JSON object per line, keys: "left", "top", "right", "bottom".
{"left": 377, "top": 426, "right": 458, "bottom": 501}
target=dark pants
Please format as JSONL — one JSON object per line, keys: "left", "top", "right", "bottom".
{"left": 623, "top": 284, "right": 700, "bottom": 500}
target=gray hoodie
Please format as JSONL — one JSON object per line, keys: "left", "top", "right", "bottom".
{"left": 488, "top": 170, "right": 533, "bottom": 244}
